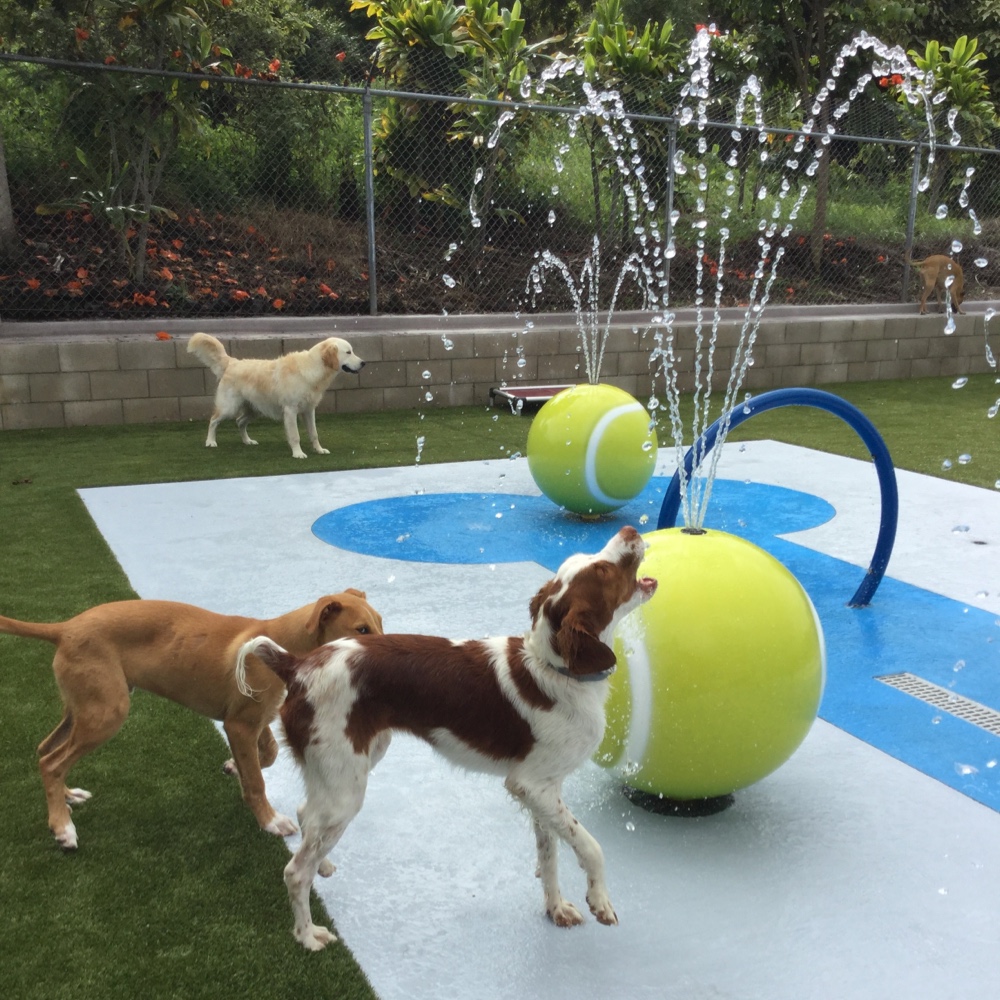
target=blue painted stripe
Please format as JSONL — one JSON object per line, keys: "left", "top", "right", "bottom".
{"left": 312, "top": 478, "right": 1000, "bottom": 811}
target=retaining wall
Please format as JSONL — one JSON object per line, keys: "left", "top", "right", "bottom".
{"left": 0, "top": 306, "right": 992, "bottom": 430}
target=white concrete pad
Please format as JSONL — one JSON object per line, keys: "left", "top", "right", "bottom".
{"left": 79, "top": 442, "right": 1000, "bottom": 999}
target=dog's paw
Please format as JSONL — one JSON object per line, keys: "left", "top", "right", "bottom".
{"left": 264, "top": 812, "right": 299, "bottom": 837}
{"left": 547, "top": 899, "right": 585, "bottom": 928}
{"left": 588, "top": 893, "right": 618, "bottom": 926}
{"left": 318, "top": 858, "right": 336, "bottom": 878}
{"left": 53, "top": 821, "right": 79, "bottom": 851}
{"left": 291, "top": 450, "right": 307, "bottom": 459}
{"left": 205, "top": 441, "right": 218, "bottom": 448}
{"left": 296, "top": 923, "right": 338, "bottom": 951}
{"left": 64, "top": 787, "right": 92, "bottom": 805}
{"left": 246, "top": 438, "right": 259, "bottom": 446}
{"left": 314, "top": 446, "right": 330, "bottom": 455}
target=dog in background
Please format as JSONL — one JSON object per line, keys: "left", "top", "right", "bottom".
{"left": 908, "top": 255, "right": 965, "bottom": 315}
{"left": 238, "top": 526, "right": 657, "bottom": 950}
{"left": 0, "top": 590, "right": 383, "bottom": 849}
{"left": 187, "top": 333, "right": 365, "bottom": 458}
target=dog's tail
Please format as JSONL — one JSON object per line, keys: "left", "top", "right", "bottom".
{"left": 236, "top": 636, "right": 298, "bottom": 698}
{"left": 187, "top": 332, "right": 231, "bottom": 378}
{"left": 0, "top": 614, "right": 63, "bottom": 644}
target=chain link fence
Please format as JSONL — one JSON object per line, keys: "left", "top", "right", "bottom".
{"left": 2, "top": 52, "right": 1000, "bottom": 324}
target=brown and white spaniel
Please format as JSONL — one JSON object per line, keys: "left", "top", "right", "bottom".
{"left": 237, "top": 525, "right": 657, "bottom": 950}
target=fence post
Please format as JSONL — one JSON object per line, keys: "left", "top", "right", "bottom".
{"left": 664, "top": 121, "right": 677, "bottom": 294}
{"left": 901, "top": 139, "right": 922, "bottom": 303}
{"left": 363, "top": 86, "right": 378, "bottom": 316}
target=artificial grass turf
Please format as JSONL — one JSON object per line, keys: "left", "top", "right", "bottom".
{"left": 0, "top": 378, "right": 995, "bottom": 998}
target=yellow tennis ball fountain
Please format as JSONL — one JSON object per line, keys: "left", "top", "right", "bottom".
{"left": 595, "top": 526, "right": 826, "bottom": 810}
{"left": 526, "top": 383, "right": 657, "bottom": 516}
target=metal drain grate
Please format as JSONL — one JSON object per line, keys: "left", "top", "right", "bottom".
{"left": 876, "top": 672, "right": 1000, "bottom": 737}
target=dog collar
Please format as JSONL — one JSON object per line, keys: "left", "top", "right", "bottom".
{"left": 550, "top": 664, "right": 615, "bottom": 682}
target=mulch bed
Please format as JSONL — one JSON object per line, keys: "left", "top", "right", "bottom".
{"left": 2, "top": 200, "right": 999, "bottom": 323}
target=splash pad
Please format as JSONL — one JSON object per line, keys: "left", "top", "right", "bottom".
{"left": 476, "top": 24, "right": 995, "bottom": 806}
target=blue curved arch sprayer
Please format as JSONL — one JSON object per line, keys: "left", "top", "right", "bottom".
{"left": 657, "top": 387, "right": 899, "bottom": 607}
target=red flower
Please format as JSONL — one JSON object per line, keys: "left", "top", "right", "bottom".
{"left": 231, "top": 289, "right": 251, "bottom": 302}
{"left": 155, "top": 331, "right": 172, "bottom": 340}
{"left": 335, "top": 51, "right": 347, "bottom": 62}
{"left": 74, "top": 27, "right": 90, "bottom": 42}
{"left": 268, "top": 58, "right": 281, "bottom": 74}
{"left": 272, "top": 298, "right": 286, "bottom": 310}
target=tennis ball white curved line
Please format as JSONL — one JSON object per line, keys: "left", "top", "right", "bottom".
{"left": 583, "top": 401, "right": 652, "bottom": 508}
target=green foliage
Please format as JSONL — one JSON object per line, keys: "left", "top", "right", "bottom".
{"left": 908, "top": 35, "right": 999, "bottom": 142}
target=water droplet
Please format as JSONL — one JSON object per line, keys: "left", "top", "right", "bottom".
{"left": 958, "top": 453, "right": 972, "bottom": 464}
{"left": 547, "top": 209, "right": 556, "bottom": 226}
{"left": 442, "top": 274, "right": 456, "bottom": 288}
{"left": 422, "top": 370, "right": 432, "bottom": 380}
{"left": 952, "top": 377, "right": 968, "bottom": 389}
{"left": 952, "top": 524, "right": 969, "bottom": 533}
{"left": 942, "top": 459, "right": 953, "bottom": 471}
{"left": 641, "top": 440, "right": 653, "bottom": 452}
{"left": 955, "top": 762, "right": 979, "bottom": 776}
{"left": 936, "top": 204, "right": 948, "bottom": 219}
{"left": 441, "top": 336, "right": 454, "bottom": 351}
{"left": 625, "top": 821, "right": 636, "bottom": 833}
{"left": 976, "top": 591, "right": 989, "bottom": 599}
{"left": 638, "top": 514, "right": 649, "bottom": 525}
{"left": 975, "top": 257, "right": 988, "bottom": 268}
{"left": 953, "top": 659, "right": 966, "bottom": 672}
{"left": 387, "top": 574, "right": 396, "bottom": 584}
{"left": 424, "top": 391, "right": 434, "bottom": 402}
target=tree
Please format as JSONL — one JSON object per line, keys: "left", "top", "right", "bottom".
{"left": 713, "top": 1, "right": 926, "bottom": 269}
{"left": 573, "top": 0, "right": 682, "bottom": 250}
{"left": 0, "top": 121, "right": 17, "bottom": 263}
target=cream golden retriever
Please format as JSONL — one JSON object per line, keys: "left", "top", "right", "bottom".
{"left": 188, "top": 333, "right": 365, "bottom": 458}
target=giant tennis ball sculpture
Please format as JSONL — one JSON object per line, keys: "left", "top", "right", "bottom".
{"left": 527, "top": 383, "right": 657, "bottom": 516}
{"left": 595, "top": 527, "right": 825, "bottom": 801}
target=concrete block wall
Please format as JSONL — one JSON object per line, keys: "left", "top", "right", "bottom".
{"left": 0, "top": 308, "right": 993, "bottom": 431}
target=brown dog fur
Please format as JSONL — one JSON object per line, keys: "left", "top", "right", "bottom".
{"left": 909, "top": 255, "right": 965, "bottom": 315}
{"left": 0, "top": 591, "right": 383, "bottom": 849}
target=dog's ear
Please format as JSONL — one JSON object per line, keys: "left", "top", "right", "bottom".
{"left": 319, "top": 341, "right": 341, "bottom": 370}
{"left": 306, "top": 598, "right": 344, "bottom": 637}
{"left": 345, "top": 587, "right": 367, "bottom": 599}
{"left": 556, "top": 614, "right": 617, "bottom": 677}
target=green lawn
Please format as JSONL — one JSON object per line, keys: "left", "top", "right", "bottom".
{"left": 0, "top": 377, "right": 996, "bottom": 998}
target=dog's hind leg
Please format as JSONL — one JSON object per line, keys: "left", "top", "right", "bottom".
{"left": 302, "top": 409, "right": 330, "bottom": 455}
{"left": 38, "top": 675, "right": 130, "bottom": 849}
{"left": 37, "top": 711, "right": 93, "bottom": 808}
{"left": 284, "top": 758, "right": 369, "bottom": 949}
{"left": 282, "top": 407, "right": 307, "bottom": 459}
{"left": 506, "top": 775, "right": 617, "bottom": 928}
{"left": 235, "top": 405, "right": 258, "bottom": 446}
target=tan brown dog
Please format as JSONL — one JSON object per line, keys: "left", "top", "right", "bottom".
{"left": 0, "top": 590, "right": 383, "bottom": 849}
{"left": 909, "top": 255, "right": 965, "bottom": 315}
{"left": 187, "top": 333, "right": 365, "bottom": 458}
